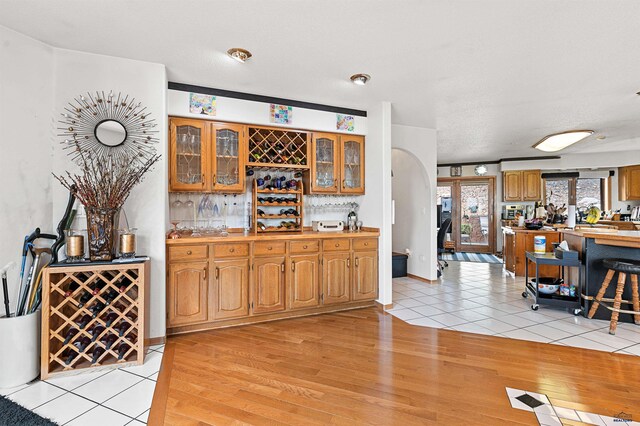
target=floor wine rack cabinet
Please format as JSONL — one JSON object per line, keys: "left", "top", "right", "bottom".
{"left": 41, "top": 260, "right": 149, "bottom": 379}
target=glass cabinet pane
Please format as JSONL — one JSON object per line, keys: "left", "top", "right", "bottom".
{"left": 343, "top": 140, "right": 362, "bottom": 189}
{"left": 315, "top": 138, "right": 336, "bottom": 188}
{"left": 215, "top": 128, "right": 240, "bottom": 187}
{"left": 175, "top": 125, "right": 203, "bottom": 185}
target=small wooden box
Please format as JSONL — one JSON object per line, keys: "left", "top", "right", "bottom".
{"left": 41, "top": 260, "right": 149, "bottom": 379}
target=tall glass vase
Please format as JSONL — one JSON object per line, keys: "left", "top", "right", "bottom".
{"left": 85, "top": 206, "right": 119, "bottom": 261}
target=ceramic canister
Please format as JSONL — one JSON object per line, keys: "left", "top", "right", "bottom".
{"left": 534, "top": 235, "right": 546, "bottom": 253}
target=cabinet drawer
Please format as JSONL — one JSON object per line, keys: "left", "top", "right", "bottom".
{"left": 213, "top": 243, "right": 249, "bottom": 258}
{"left": 290, "top": 240, "right": 320, "bottom": 254}
{"left": 323, "top": 239, "right": 351, "bottom": 252}
{"left": 352, "top": 238, "right": 378, "bottom": 250}
{"left": 254, "top": 241, "right": 286, "bottom": 256}
{"left": 168, "top": 245, "right": 208, "bottom": 262}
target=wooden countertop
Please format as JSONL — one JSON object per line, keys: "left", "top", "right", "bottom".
{"left": 561, "top": 229, "right": 640, "bottom": 242}
{"left": 166, "top": 228, "right": 380, "bottom": 244}
{"left": 502, "top": 226, "right": 559, "bottom": 234}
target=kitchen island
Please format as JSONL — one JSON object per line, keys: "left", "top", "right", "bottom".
{"left": 502, "top": 227, "right": 560, "bottom": 277}
{"left": 166, "top": 229, "right": 380, "bottom": 335}
{"left": 561, "top": 229, "right": 640, "bottom": 323}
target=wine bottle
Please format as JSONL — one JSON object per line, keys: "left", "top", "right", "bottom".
{"left": 257, "top": 209, "right": 266, "bottom": 217}
{"left": 118, "top": 276, "right": 132, "bottom": 293}
{"left": 73, "top": 336, "right": 91, "bottom": 352}
{"left": 92, "top": 279, "right": 107, "bottom": 295}
{"left": 89, "top": 301, "right": 105, "bottom": 318}
{"left": 64, "top": 282, "right": 80, "bottom": 298}
{"left": 116, "top": 320, "right": 132, "bottom": 337}
{"left": 90, "top": 325, "right": 105, "bottom": 342}
{"left": 63, "top": 327, "right": 79, "bottom": 345}
{"left": 293, "top": 171, "right": 303, "bottom": 178}
{"left": 104, "top": 289, "right": 119, "bottom": 305}
{"left": 77, "top": 290, "right": 93, "bottom": 308}
{"left": 76, "top": 314, "right": 91, "bottom": 329}
{"left": 65, "top": 349, "right": 79, "bottom": 365}
{"left": 278, "top": 176, "right": 287, "bottom": 181}
{"left": 116, "top": 343, "right": 129, "bottom": 360}
{"left": 102, "top": 311, "right": 119, "bottom": 327}
{"left": 91, "top": 347, "right": 105, "bottom": 364}
{"left": 257, "top": 222, "right": 266, "bottom": 231}
{"left": 101, "top": 333, "right": 118, "bottom": 350}
{"left": 246, "top": 169, "right": 254, "bottom": 176}
{"left": 264, "top": 175, "right": 271, "bottom": 181}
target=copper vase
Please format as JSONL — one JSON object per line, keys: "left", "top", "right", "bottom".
{"left": 85, "top": 206, "right": 119, "bottom": 261}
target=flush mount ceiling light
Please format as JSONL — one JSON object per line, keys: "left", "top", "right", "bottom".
{"left": 350, "top": 73, "right": 371, "bottom": 85}
{"left": 227, "top": 48, "right": 252, "bottom": 63}
{"left": 533, "top": 130, "right": 594, "bottom": 152}
{"left": 474, "top": 164, "right": 488, "bottom": 176}
{"left": 596, "top": 135, "right": 607, "bottom": 140}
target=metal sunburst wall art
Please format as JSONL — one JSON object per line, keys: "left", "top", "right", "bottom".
{"left": 59, "top": 90, "right": 159, "bottom": 163}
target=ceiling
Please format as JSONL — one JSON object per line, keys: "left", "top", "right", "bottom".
{"left": 1, "top": 0, "right": 640, "bottom": 163}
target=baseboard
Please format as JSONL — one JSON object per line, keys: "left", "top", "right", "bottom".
{"left": 145, "top": 336, "right": 166, "bottom": 347}
{"left": 406, "top": 273, "right": 438, "bottom": 284}
{"left": 375, "top": 301, "right": 393, "bottom": 311}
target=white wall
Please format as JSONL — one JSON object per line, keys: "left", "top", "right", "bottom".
{"left": 0, "top": 26, "right": 54, "bottom": 314}
{"left": 51, "top": 49, "right": 168, "bottom": 338}
{"left": 360, "top": 102, "right": 392, "bottom": 304}
{"left": 391, "top": 124, "right": 438, "bottom": 281}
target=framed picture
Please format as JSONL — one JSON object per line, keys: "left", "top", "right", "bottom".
{"left": 450, "top": 166, "right": 462, "bottom": 177}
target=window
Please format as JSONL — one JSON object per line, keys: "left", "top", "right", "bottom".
{"left": 544, "top": 177, "right": 606, "bottom": 210}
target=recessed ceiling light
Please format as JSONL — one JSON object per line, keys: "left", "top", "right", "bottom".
{"left": 533, "top": 130, "right": 594, "bottom": 152}
{"left": 227, "top": 48, "right": 252, "bottom": 63}
{"left": 350, "top": 73, "right": 371, "bottom": 85}
{"left": 596, "top": 135, "right": 606, "bottom": 140}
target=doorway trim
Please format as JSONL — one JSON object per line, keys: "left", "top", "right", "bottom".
{"left": 437, "top": 176, "right": 496, "bottom": 254}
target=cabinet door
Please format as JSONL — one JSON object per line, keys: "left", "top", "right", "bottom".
{"left": 340, "top": 135, "right": 365, "bottom": 194}
{"left": 211, "top": 122, "right": 245, "bottom": 193}
{"left": 503, "top": 171, "right": 523, "bottom": 201}
{"left": 352, "top": 251, "right": 378, "bottom": 301}
{"left": 167, "top": 261, "right": 208, "bottom": 327}
{"left": 169, "top": 118, "right": 209, "bottom": 192}
{"left": 288, "top": 254, "right": 320, "bottom": 310}
{"left": 322, "top": 252, "right": 351, "bottom": 304}
{"left": 522, "top": 170, "right": 541, "bottom": 201}
{"left": 620, "top": 165, "right": 640, "bottom": 200}
{"left": 212, "top": 259, "right": 249, "bottom": 320}
{"left": 252, "top": 257, "right": 286, "bottom": 314}
{"left": 503, "top": 231, "right": 516, "bottom": 273}
{"left": 310, "top": 133, "right": 339, "bottom": 193}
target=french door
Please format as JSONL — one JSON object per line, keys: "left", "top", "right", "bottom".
{"left": 437, "top": 177, "right": 495, "bottom": 254}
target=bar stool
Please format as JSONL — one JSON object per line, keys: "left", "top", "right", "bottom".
{"left": 588, "top": 258, "right": 640, "bottom": 335}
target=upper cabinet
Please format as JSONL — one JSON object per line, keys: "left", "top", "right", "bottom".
{"left": 307, "top": 134, "right": 365, "bottom": 195}
{"left": 619, "top": 165, "right": 640, "bottom": 201}
{"left": 169, "top": 118, "right": 246, "bottom": 193}
{"left": 503, "top": 170, "right": 541, "bottom": 202}
{"left": 169, "top": 118, "right": 209, "bottom": 192}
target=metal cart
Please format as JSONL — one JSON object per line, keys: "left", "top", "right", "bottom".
{"left": 522, "top": 251, "right": 583, "bottom": 315}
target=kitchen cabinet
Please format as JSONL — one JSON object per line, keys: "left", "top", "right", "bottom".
{"left": 502, "top": 227, "right": 560, "bottom": 277}
{"left": 252, "top": 256, "right": 287, "bottom": 314}
{"left": 352, "top": 251, "right": 378, "bottom": 300}
{"left": 307, "top": 134, "right": 366, "bottom": 195}
{"left": 288, "top": 254, "right": 320, "bottom": 310}
{"left": 167, "top": 261, "right": 209, "bottom": 327}
{"left": 503, "top": 170, "right": 541, "bottom": 202}
{"left": 502, "top": 231, "right": 516, "bottom": 273}
{"left": 322, "top": 252, "right": 351, "bottom": 304}
{"left": 618, "top": 165, "right": 640, "bottom": 201}
{"left": 212, "top": 259, "right": 249, "bottom": 320}
{"left": 168, "top": 118, "right": 246, "bottom": 193}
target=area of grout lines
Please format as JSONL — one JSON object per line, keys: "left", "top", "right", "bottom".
{"left": 389, "top": 262, "right": 640, "bottom": 356}
{"left": 1, "top": 344, "right": 164, "bottom": 425}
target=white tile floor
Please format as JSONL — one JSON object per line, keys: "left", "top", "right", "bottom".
{"left": 389, "top": 261, "right": 640, "bottom": 355}
{"left": 0, "top": 344, "right": 164, "bottom": 425}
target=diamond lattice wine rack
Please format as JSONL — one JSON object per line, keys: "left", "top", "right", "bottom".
{"left": 41, "top": 261, "right": 149, "bottom": 379}
{"left": 247, "top": 126, "right": 309, "bottom": 169}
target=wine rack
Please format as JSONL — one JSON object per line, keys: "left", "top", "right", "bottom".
{"left": 247, "top": 126, "right": 309, "bottom": 169}
{"left": 252, "top": 179, "right": 304, "bottom": 233}
{"left": 41, "top": 260, "right": 149, "bottom": 379}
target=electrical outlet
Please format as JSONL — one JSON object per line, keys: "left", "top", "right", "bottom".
{"left": 405, "top": 248, "right": 411, "bottom": 256}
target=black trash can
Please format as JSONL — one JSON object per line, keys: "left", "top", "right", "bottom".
{"left": 392, "top": 252, "right": 408, "bottom": 278}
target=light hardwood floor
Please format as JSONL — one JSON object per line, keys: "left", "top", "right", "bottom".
{"left": 149, "top": 307, "right": 640, "bottom": 425}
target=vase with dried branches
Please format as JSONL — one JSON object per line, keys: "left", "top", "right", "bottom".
{"left": 54, "top": 91, "right": 160, "bottom": 261}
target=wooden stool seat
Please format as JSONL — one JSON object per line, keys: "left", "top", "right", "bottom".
{"left": 588, "top": 258, "right": 640, "bottom": 335}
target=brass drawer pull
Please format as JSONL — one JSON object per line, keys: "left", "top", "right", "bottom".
{"left": 364, "top": 242, "right": 369, "bottom": 246}
{"left": 229, "top": 248, "right": 235, "bottom": 253}
{"left": 347, "top": 258, "right": 351, "bottom": 268}
{"left": 187, "top": 250, "right": 192, "bottom": 255}
{"left": 355, "top": 258, "right": 359, "bottom": 267}
{"left": 268, "top": 246, "right": 273, "bottom": 250}
{"left": 335, "top": 243, "right": 340, "bottom": 247}
{"left": 281, "top": 263, "right": 285, "bottom": 272}
{"left": 291, "top": 261, "right": 295, "bottom": 272}
{"left": 203, "top": 268, "right": 207, "bottom": 280}
{"left": 303, "top": 245, "right": 308, "bottom": 249}
{"left": 215, "top": 267, "right": 219, "bottom": 279}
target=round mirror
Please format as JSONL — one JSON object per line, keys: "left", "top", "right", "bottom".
{"left": 95, "top": 120, "right": 127, "bottom": 147}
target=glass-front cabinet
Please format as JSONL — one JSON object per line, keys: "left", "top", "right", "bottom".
{"left": 310, "top": 133, "right": 339, "bottom": 192}
{"left": 340, "top": 135, "right": 365, "bottom": 194}
{"left": 169, "top": 118, "right": 246, "bottom": 193}
{"left": 211, "top": 122, "right": 244, "bottom": 192}
{"left": 169, "top": 118, "right": 208, "bottom": 191}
